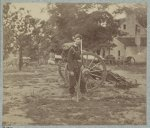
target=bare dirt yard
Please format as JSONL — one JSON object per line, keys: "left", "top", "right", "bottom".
{"left": 3, "top": 64, "right": 146, "bottom": 125}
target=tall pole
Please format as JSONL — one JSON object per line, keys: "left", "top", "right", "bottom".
{"left": 81, "top": 39, "right": 82, "bottom": 54}
{"left": 76, "top": 39, "right": 82, "bottom": 102}
{"left": 81, "top": 39, "right": 83, "bottom": 64}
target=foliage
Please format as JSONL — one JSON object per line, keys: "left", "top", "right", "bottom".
{"left": 47, "top": 3, "right": 119, "bottom": 52}
{"left": 3, "top": 3, "right": 39, "bottom": 70}
{"left": 3, "top": 3, "right": 147, "bottom": 67}
{"left": 3, "top": 3, "right": 14, "bottom": 59}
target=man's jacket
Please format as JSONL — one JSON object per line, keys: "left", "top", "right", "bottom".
{"left": 67, "top": 45, "right": 81, "bottom": 72}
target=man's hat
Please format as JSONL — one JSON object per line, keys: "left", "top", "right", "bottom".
{"left": 73, "top": 34, "right": 82, "bottom": 40}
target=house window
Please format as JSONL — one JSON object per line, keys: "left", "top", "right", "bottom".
{"left": 118, "top": 50, "right": 120, "bottom": 57}
{"left": 135, "top": 24, "right": 140, "bottom": 33}
{"left": 123, "top": 24, "right": 126, "bottom": 29}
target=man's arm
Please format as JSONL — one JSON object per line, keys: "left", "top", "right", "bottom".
{"left": 74, "top": 48, "right": 81, "bottom": 60}
{"left": 67, "top": 47, "right": 75, "bottom": 71}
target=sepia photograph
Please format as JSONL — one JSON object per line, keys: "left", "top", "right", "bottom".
{"left": 2, "top": 2, "right": 147, "bottom": 125}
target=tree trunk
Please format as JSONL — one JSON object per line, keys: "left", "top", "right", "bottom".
{"left": 19, "top": 45, "right": 23, "bottom": 71}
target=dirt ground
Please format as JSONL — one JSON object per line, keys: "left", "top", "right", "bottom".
{"left": 2, "top": 64, "right": 146, "bottom": 125}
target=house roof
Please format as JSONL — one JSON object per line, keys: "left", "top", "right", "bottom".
{"left": 99, "top": 42, "right": 117, "bottom": 48}
{"left": 115, "top": 13, "right": 146, "bottom": 29}
{"left": 115, "top": 18, "right": 126, "bottom": 26}
{"left": 117, "top": 37, "right": 147, "bottom": 46}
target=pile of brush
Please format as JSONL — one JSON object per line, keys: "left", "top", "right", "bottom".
{"left": 106, "top": 70, "right": 140, "bottom": 89}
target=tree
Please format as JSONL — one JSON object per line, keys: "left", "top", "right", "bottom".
{"left": 3, "top": 4, "right": 36, "bottom": 70}
{"left": 79, "top": 11, "right": 119, "bottom": 49}
{"left": 47, "top": 3, "right": 119, "bottom": 52}
{"left": 31, "top": 19, "right": 55, "bottom": 63}
{"left": 3, "top": 3, "right": 14, "bottom": 59}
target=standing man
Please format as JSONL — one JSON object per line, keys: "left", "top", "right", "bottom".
{"left": 67, "top": 34, "right": 89, "bottom": 101}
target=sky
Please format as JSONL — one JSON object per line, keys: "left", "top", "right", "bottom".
{"left": 9, "top": 3, "right": 146, "bottom": 21}
{"left": 10, "top": 3, "right": 49, "bottom": 21}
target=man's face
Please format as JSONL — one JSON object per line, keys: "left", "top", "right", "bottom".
{"left": 74, "top": 37, "right": 82, "bottom": 45}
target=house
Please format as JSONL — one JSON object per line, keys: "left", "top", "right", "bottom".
{"left": 118, "top": 13, "right": 146, "bottom": 37}
{"left": 110, "top": 37, "right": 147, "bottom": 63}
{"left": 102, "top": 13, "right": 147, "bottom": 63}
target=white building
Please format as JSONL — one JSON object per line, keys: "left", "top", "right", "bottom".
{"left": 109, "top": 13, "right": 147, "bottom": 63}
{"left": 110, "top": 37, "right": 146, "bottom": 63}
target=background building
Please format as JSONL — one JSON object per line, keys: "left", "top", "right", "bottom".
{"left": 104, "top": 13, "right": 147, "bottom": 63}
